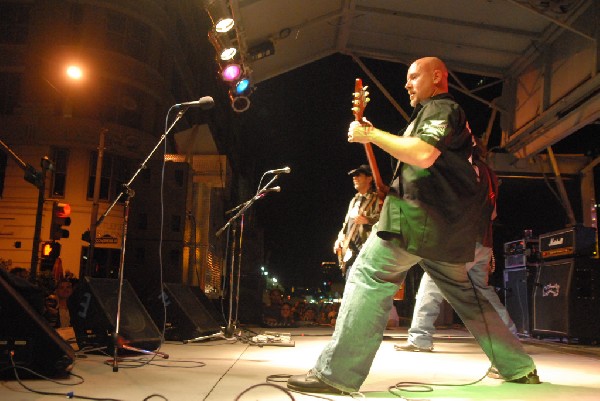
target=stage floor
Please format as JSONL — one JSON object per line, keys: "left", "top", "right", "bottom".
{"left": 2, "top": 326, "right": 599, "bottom": 401}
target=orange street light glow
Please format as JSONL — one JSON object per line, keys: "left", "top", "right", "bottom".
{"left": 66, "top": 65, "right": 83, "bottom": 80}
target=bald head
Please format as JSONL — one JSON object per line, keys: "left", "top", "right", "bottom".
{"left": 405, "top": 57, "right": 449, "bottom": 107}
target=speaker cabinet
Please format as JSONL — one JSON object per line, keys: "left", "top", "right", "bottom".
{"left": 146, "top": 283, "right": 221, "bottom": 341}
{"left": 504, "top": 267, "right": 532, "bottom": 335}
{"left": 189, "top": 286, "right": 226, "bottom": 326}
{"left": 533, "top": 258, "right": 600, "bottom": 340}
{"left": 0, "top": 271, "right": 75, "bottom": 379}
{"left": 70, "top": 277, "right": 162, "bottom": 352}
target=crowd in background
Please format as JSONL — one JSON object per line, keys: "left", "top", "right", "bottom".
{"left": 1, "top": 260, "right": 76, "bottom": 329}
{"left": 262, "top": 288, "right": 340, "bottom": 328}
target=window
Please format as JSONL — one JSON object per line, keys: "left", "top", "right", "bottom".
{"left": 105, "top": 11, "right": 150, "bottom": 63}
{"left": 0, "top": 73, "right": 22, "bottom": 115}
{"left": 87, "top": 152, "right": 130, "bottom": 202}
{"left": 98, "top": 81, "right": 144, "bottom": 130}
{"left": 50, "top": 148, "right": 69, "bottom": 198}
{"left": 0, "top": 3, "right": 30, "bottom": 44}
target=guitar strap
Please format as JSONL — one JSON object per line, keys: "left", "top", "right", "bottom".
{"left": 390, "top": 113, "right": 417, "bottom": 186}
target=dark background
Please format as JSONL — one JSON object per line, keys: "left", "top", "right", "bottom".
{"left": 231, "top": 53, "right": 599, "bottom": 290}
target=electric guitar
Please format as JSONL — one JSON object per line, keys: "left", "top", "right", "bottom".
{"left": 337, "top": 193, "right": 377, "bottom": 275}
{"left": 337, "top": 79, "right": 390, "bottom": 274}
{"left": 352, "top": 78, "right": 389, "bottom": 203}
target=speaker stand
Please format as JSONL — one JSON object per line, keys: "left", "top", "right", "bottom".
{"left": 116, "top": 335, "right": 170, "bottom": 358}
{"left": 182, "top": 326, "right": 238, "bottom": 344}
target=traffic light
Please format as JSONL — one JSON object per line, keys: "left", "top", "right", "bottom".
{"left": 50, "top": 201, "right": 71, "bottom": 240}
{"left": 41, "top": 241, "right": 61, "bottom": 259}
{"left": 40, "top": 240, "right": 61, "bottom": 271}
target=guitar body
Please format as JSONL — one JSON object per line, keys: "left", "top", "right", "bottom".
{"left": 336, "top": 248, "right": 352, "bottom": 276}
{"left": 337, "top": 192, "right": 377, "bottom": 275}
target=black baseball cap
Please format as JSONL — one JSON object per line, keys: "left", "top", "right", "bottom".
{"left": 348, "top": 164, "right": 372, "bottom": 176}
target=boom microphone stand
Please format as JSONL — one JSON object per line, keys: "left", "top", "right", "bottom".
{"left": 183, "top": 177, "right": 281, "bottom": 343}
{"left": 96, "top": 105, "right": 196, "bottom": 371}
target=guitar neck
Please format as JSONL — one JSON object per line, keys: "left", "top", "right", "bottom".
{"left": 353, "top": 78, "right": 388, "bottom": 202}
{"left": 363, "top": 143, "right": 388, "bottom": 201}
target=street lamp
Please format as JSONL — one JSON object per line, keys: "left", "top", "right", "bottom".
{"left": 66, "top": 65, "right": 83, "bottom": 80}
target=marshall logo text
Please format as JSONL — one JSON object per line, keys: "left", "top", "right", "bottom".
{"left": 548, "top": 237, "right": 564, "bottom": 247}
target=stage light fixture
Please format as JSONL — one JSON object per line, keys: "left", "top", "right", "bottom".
{"left": 204, "top": 0, "right": 234, "bottom": 33}
{"left": 220, "top": 46, "right": 236, "bottom": 61}
{"left": 235, "top": 77, "right": 250, "bottom": 95}
{"left": 221, "top": 63, "right": 241, "bottom": 82}
{"left": 215, "top": 17, "right": 234, "bottom": 33}
{"left": 208, "top": 30, "right": 238, "bottom": 61}
{"left": 230, "top": 92, "right": 250, "bottom": 113}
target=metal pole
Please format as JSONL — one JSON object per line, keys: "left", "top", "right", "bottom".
{"left": 547, "top": 146, "right": 577, "bottom": 226}
{"left": 84, "top": 128, "right": 107, "bottom": 277}
{"left": 30, "top": 165, "right": 49, "bottom": 280}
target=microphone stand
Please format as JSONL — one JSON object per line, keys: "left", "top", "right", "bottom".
{"left": 183, "top": 179, "right": 280, "bottom": 343}
{"left": 96, "top": 108, "right": 188, "bottom": 371}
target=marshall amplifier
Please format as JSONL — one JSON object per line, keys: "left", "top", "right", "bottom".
{"left": 532, "top": 257, "right": 600, "bottom": 339}
{"left": 539, "top": 226, "right": 597, "bottom": 260}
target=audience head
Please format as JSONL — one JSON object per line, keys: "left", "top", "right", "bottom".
{"left": 269, "top": 288, "right": 283, "bottom": 306}
{"left": 280, "top": 302, "right": 293, "bottom": 320}
{"left": 55, "top": 279, "right": 73, "bottom": 301}
{"left": 9, "top": 266, "right": 29, "bottom": 280}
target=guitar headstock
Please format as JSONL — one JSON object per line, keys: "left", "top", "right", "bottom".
{"left": 352, "top": 78, "right": 370, "bottom": 122}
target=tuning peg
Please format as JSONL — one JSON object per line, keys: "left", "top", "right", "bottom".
{"left": 352, "top": 106, "right": 359, "bottom": 113}
{"left": 364, "top": 85, "right": 369, "bottom": 91}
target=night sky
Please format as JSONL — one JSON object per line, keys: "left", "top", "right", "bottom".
{"left": 231, "top": 53, "right": 599, "bottom": 289}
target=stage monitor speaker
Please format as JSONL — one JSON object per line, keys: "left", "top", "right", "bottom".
{"left": 70, "top": 277, "right": 162, "bottom": 352}
{"left": 147, "top": 283, "right": 221, "bottom": 341}
{"left": 532, "top": 258, "right": 600, "bottom": 339}
{"left": 0, "top": 270, "right": 75, "bottom": 379}
{"left": 503, "top": 267, "right": 531, "bottom": 335}
{"left": 189, "top": 285, "right": 226, "bottom": 326}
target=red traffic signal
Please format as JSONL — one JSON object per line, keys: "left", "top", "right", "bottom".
{"left": 50, "top": 202, "right": 71, "bottom": 240}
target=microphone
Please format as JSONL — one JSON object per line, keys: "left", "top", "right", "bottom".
{"left": 265, "top": 167, "right": 291, "bottom": 175}
{"left": 174, "top": 96, "right": 214, "bottom": 110}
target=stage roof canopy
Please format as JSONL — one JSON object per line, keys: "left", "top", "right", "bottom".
{"left": 231, "top": 0, "right": 599, "bottom": 158}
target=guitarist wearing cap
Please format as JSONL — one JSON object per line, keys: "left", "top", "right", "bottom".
{"left": 334, "top": 164, "right": 380, "bottom": 280}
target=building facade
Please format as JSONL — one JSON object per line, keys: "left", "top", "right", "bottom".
{"left": 0, "top": 0, "right": 237, "bottom": 294}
